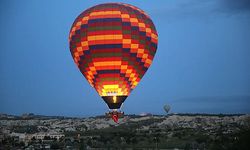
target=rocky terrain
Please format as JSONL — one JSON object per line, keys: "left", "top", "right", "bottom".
{"left": 0, "top": 113, "right": 250, "bottom": 149}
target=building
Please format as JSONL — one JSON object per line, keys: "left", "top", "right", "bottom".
{"left": 32, "top": 132, "right": 64, "bottom": 140}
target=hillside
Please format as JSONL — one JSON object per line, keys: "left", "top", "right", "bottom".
{"left": 1, "top": 114, "right": 250, "bottom": 149}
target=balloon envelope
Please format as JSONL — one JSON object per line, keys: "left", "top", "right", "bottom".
{"left": 69, "top": 3, "right": 158, "bottom": 109}
{"left": 164, "top": 104, "right": 171, "bottom": 113}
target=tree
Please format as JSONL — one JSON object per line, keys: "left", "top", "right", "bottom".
{"left": 184, "top": 143, "right": 191, "bottom": 150}
{"left": 51, "top": 142, "right": 60, "bottom": 149}
{"left": 43, "top": 136, "right": 51, "bottom": 140}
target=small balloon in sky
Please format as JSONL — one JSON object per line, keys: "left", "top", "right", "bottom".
{"left": 69, "top": 3, "right": 158, "bottom": 122}
{"left": 164, "top": 104, "right": 171, "bottom": 113}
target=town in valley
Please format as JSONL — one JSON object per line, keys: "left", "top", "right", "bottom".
{"left": 0, "top": 113, "right": 250, "bottom": 149}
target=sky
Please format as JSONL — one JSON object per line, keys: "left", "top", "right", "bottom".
{"left": 0, "top": 0, "right": 250, "bottom": 117}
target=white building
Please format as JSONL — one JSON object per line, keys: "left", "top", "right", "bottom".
{"left": 32, "top": 132, "right": 64, "bottom": 140}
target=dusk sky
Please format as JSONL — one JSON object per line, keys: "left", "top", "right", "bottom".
{"left": 1, "top": 0, "right": 250, "bottom": 117}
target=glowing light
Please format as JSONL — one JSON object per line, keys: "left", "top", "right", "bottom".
{"left": 113, "top": 96, "right": 117, "bottom": 103}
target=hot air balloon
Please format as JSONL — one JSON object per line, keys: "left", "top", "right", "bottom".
{"left": 164, "top": 104, "right": 171, "bottom": 114}
{"left": 69, "top": 3, "right": 158, "bottom": 123}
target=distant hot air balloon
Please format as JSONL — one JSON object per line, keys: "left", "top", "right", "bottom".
{"left": 164, "top": 104, "right": 171, "bottom": 113}
{"left": 69, "top": 3, "right": 158, "bottom": 122}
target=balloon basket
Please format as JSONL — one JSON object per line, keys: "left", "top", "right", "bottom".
{"left": 106, "top": 111, "right": 124, "bottom": 123}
